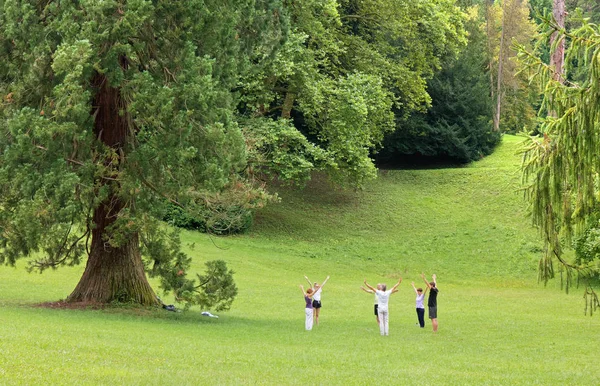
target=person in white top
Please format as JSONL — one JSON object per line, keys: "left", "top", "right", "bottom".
{"left": 304, "top": 275, "right": 330, "bottom": 326}
{"left": 363, "top": 277, "right": 402, "bottom": 336}
{"left": 361, "top": 284, "right": 400, "bottom": 325}
{"left": 411, "top": 281, "right": 428, "bottom": 328}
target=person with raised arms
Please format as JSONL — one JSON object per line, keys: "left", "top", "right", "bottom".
{"left": 363, "top": 277, "right": 402, "bottom": 336}
{"left": 421, "top": 273, "right": 439, "bottom": 332}
{"left": 304, "top": 275, "right": 330, "bottom": 326}
{"left": 411, "top": 281, "right": 428, "bottom": 328}
{"left": 361, "top": 283, "right": 400, "bottom": 325}
{"left": 300, "top": 275, "right": 329, "bottom": 331}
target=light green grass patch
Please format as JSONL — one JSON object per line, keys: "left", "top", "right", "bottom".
{"left": 1, "top": 135, "right": 598, "bottom": 385}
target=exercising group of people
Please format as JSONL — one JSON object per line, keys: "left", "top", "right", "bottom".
{"left": 300, "top": 273, "right": 439, "bottom": 335}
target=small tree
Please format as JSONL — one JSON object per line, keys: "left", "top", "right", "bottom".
{"left": 0, "top": 1, "right": 284, "bottom": 308}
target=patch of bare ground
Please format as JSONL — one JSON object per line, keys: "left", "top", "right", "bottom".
{"left": 34, "top": 300, "right": 106, "bottom": 310}
{"left": 33, "top": 301, "right": 169, "bottom": 318}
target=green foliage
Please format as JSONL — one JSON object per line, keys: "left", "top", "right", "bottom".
{"left": 487, "top": 0, "right": 538, "bottom": 134}
{"left": 300, "top": 73, "right": 395, "bottom": 184}
{"left": 566, "top": 0, "right": 600, "bottom": 24}
{"left": 241, "top": 118, "right": 331, "bottom": 184}
{"left": 0, "top": 0, "right": 286, "bottom": 307}
{"left": 159, "top": 175, "right": 273, "bottom": 235}
{"left": 240, "top": 0, "right": 467, "bottom": 186}
{"left": 573, "top": 219, "right": 600, "bottom": 270}
{"left": 378, "top": 5, "right": 500, "bottom": 163}
{"left": 518, "top": 15, "right": 600, "bottom": 307}
{"left": 163, "top": 204, "right": 253, "bottom": 235}
{"left": 187, "top": 259, "right": 238, "bottom": 312}
{"left": 140, "top": 220, "right": 237, "bottom": 310}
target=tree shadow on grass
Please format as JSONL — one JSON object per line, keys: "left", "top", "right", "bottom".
{"left": 30, "top": 301, "right": 293, "bottom": 327}
{"left": 28, "top": 300, "right": 307, "bottom": 330}
{"left": 266, "top": 172, "right": 360, "bottom": 208}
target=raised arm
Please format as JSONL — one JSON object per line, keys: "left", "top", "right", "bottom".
{"left": 319, "top": 275, "right": 330, "bottom": 290}
{"left": 363, "top": 279, "right": 376, "bottom": 292}
{"left": 390, "top": 277, "right": 402, "bottom": 293}
{"left": 432, "top": 274, "right": 437, "bottom": 287}
{"left": 360, "top": 286, "right": 374, "bottom": 294}
{"left": 411, "top": 281, "right": 418, "bottom": 294}
{"left": 421, "top": 273, "right": 432, "bottom": 289}
{"left": 300, "top": 285, "right": 314, "bottom": 298}
{"left": 304, "top": 275, "right": 313, "bottom": 288}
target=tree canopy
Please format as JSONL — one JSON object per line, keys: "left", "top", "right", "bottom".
{"left": 240, "top": 0, "right": 468, "bottom": 184}
{"left": 378, "top": 4, "right": 500, "bottom": 163}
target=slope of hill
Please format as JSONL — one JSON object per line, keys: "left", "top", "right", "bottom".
{"left": 248, "top": 134, "right": 540, "bottom": 283}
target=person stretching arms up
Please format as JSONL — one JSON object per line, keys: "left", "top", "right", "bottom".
{"left": 304, "top": 275, "right": 330, "bottom": 326}
{"left": 300, "top": 276, "right": 329, "bottom": 330}
{"left": 411, "top": 282, "right": 428, "bottom": 328}
{"left": 363, "top": 277, "right": 402, "bottom": 336}
{"left": 361, "top": 284, "right": 400, "bottom": 325}
{"left": 421, "top": 273, "right": 439, "bottom": 332}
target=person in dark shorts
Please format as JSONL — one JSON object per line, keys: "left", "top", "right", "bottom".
{"left": 421, "top": 273, "right": 439, "bottom": 332}
{"left": 361, "top": 281, "right": 400, "bottom": 332}
{"left": 304, "top": 275, "right": 330, "bottom": 326}
{"left": 360, "top": 285, "right": 381, "bottom": 325}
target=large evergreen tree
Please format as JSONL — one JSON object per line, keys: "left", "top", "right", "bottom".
{"left": 0, "top": 1, "right": 284, "bottom": 306}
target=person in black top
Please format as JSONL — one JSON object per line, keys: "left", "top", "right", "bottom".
{"left": 421, "top": 273, "right": 439, "bottom": 332}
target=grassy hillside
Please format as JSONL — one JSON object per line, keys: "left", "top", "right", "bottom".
{"left": 1, "top": 135, "right": 598, "bottom": 385}
{"left": 250, "top": 134, "right": 540, "bottom": 282}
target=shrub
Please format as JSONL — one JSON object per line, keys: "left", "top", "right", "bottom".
{"left": 163, "top": 203, "right": 253, "bottom": 235}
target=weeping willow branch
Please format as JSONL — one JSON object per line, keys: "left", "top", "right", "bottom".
{"left": 584, "top": 286, "right": 599, "bottom": 316}
{"left": 518, "top": 14, "right": 600, "bottom": 306}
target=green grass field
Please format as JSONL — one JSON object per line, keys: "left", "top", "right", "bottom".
{"left": 1, "top": 135, "right": 599, "bottom": 385}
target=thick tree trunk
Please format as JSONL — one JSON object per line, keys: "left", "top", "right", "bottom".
{"left": 68, "top": 209, "right": 158, "bottom": 305}
{"left": 68, "top": 69, "right": 158, "bottom": 306}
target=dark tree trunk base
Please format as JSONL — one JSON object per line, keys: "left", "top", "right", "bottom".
{"left": 68, "top": 232, "right": 159, "bottom": 306}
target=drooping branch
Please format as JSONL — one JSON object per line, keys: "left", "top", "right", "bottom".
{"left": 519, "top": 17, "right": 600, "bottom": 304}
{"left": 28, "top": 223, "right": 90, "bottom": 272}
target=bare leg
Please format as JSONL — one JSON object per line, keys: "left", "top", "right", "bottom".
{"left": 432, "top": 318, "right": 438, "bottom": 332}
{"left": 315, "top": 307, "right": 320, "bottom": 325}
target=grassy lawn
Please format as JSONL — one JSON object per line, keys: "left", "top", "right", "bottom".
{"left": 1, "top": 135, "right": 598, "bottom": 385}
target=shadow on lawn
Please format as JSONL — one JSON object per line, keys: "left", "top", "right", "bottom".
{"left": 28, "top": 301, "right": 292, "bottom": 328}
